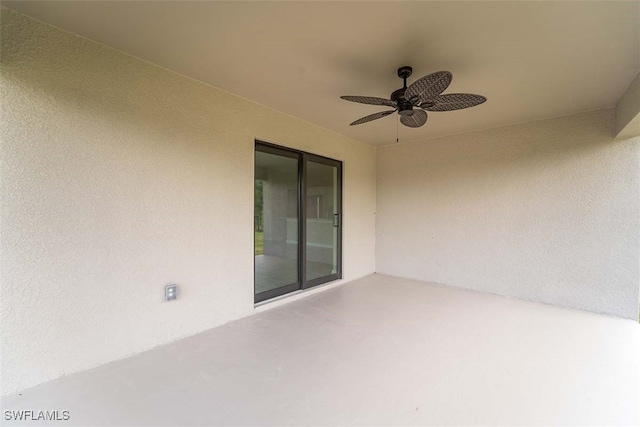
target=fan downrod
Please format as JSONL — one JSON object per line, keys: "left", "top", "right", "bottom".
{"left": 392, "top": 66, "right": 414, "bottom": 115}
{"left": 390, "top": 66, "right": 412, "bottom": 102}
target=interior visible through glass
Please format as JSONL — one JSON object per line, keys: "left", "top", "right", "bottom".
{"left": 254, "top": 151, "right": 298, "bottom": 295}
{"left": 305, "top": 161, "right": 339, "bottom": 281}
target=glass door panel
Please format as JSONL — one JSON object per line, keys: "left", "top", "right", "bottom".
{"left": 304, "top": 158, "right": 341, "bottom": 284}
{"left": 254, "top": 148, "right": 300, "bottom": 301}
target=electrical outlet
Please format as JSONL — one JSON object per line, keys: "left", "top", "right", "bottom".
{"left": 165, "top": 284, "right": 178, "bottom": 301}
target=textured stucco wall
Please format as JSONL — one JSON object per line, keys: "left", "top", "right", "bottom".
{"left": 0, "top": 9, "right": 376, "bottom": 396}
{"left": 377, "top": 109, "right": 640, "bottom": 320}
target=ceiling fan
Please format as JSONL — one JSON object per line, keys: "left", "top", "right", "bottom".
{"left": 341, "top": 66, "right": 486, "bottom": 128}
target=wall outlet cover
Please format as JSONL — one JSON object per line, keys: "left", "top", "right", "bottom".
{"left": 165, "top": 284, "right": 178, "bottom": 301}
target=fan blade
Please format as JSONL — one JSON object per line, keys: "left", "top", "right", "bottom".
{"left": 400, "top": 109, "right": 427, "bottom": 128}
{"left": 349, "top": 110, "right": 396, "bottom": 126}
{"left": 341, "top": 96, "right": 396, "bottom": 107}
{"left": 405, "top": 71, "right": 452, "bottom": 104}
{"left": 423, "top": 93, "right": 487, "bottom": 111}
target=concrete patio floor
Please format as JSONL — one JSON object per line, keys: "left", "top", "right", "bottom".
{"left": 2, "top": 274, "right": 639, "bottom": 426}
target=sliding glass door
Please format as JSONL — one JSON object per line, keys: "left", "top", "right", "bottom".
{"left": 303, "top": 157, "right": 341, "bottom": 287}
{"left": 254, "top": 141, "right": 342, "bottom": 303}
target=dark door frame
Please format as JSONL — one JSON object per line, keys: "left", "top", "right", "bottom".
{"left": 254, "top": 140, "right": 343, "bottom": 303}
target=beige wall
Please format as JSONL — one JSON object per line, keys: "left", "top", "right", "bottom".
{"left": 377, "top": 109, "right": 639, "bottom": 320}
{"left": 0, "top": 9, "right": 376, "bottom": 396}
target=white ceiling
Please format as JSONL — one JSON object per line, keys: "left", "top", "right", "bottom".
{"left": 5, "top": 1, "right": 639, "bottom": 146}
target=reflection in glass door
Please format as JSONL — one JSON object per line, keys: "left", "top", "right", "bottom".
{"left": 254, "top": 141, "right": 342, "bottom": 303}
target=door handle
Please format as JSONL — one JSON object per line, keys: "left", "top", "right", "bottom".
{"left": 333, "top": 213, "right": 341, "bottom": 228}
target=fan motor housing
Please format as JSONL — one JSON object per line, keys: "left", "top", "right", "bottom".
{"left": 392, "top": 95, "right": 412, "bottom": 116}
{"left": 391, "top": 89, "right": 414, "bottom": 116}
{"left": 398, "top": 102, "right": 414, "bottom": 116}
